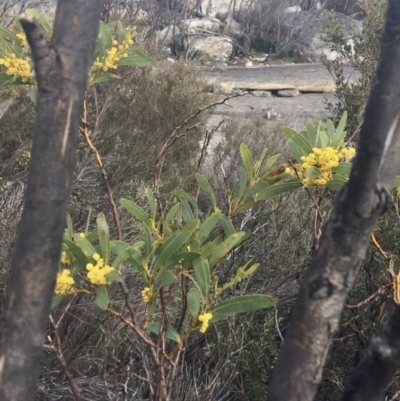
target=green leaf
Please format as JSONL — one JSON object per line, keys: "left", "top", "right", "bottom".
{"left": 156, "top": 271, "right": 175, "bottom": 288}
{"left": 91, "top": 73, "right": 121, "bottom": 85}
{"left": 332, "top": 111, "right": 347, "bottom": 147}
{"left": 326, "top": 176, "right": 348, "bottom": 191}
{"left": 0, "top": 25, "right": 19, "bottom": 43}
{"left": 97, "top": 213, "right": 110, "bottom": 265}
{"left": 333, "top": 162, "right": 352, "bottom": 177}
{"left": 304, "top": 166, "right": 320, "bottom": 179}
{"left": 288, "top": 141, "right": 304, "bottom": 161}
{"left": 98, "top": 21, "right": 113, "bottom": 50}
{"left": 66, "top": 213, "right": 74, "bottom": 240}
{"left": 85, "top": 229, "right": 99, "bottom": 243}
{"left": 51, "top": 294, "right": 71, "bottom": 309}
{"left": 147, "top": 322, "right": 181, "bottom": 343}
{"left": 209, "top": 294, "right": 278, "bottom": 323}
{"left": 164, "top": 203, "right": 181, "bottom": 228}
{"left": 121, "top": 198, "right": 152, "bottom": 228}
{"left": 326, "top": 119, "right": 335, "bottom": 136}
{"left": 260, "top": 153, "right": 281, "bottom": 175}
{"left": 127, "top": 249, "right": 148, "bottom": 279}
{"left": 117, "top": 55, "right": 156, "bottom": 67}
{"left": 142, "top": 225, "right": 152, "bottom": 258}
{"left": 112, "top": 244, "right": 143, "bottom": 268}
{"left": 63, "top": 239, "right": 89, "bottom": 273}
{"left": 316, "top": 129, "right": 330, "bottom": 148}
{"left": 304, "top": 123, "right": 318, "bottom": 146}
{"left": 95, "top": 286, "right": 109, "bottom": 310}
{"left": 281, "top": 126, "right": 313, "bottom": 154}
{"left": 391, "top": 175, "right": 400, "bottom": 189}
{"left": 157, "top": 251, "right": 201, "bottom": 276}
{"left": 218, "top": 214, "right": 236, "bottom": 237}
{"left": 174, "top": 190, "right": 199, "bottom": 219}
{"left": 145, "top": 188, "right": 157, "bottom": 220}
{"left": 245, "top": 181, "right": 269, "bottom": 199}
{"left": 193, "top": 257, "right": 210, "bottom": 298}
{"left": 195, "top": 173, "right": 217, "bottom": 211}
{"left": 187, "top": 288, "right": 201, "bottom": 317}
{"left": 73, "top": 234, "right": 97, "bottom": 258}
{"left": 237, "top": 167, "right": 248, "bottom": 201}
{"left": 110, "top": 240, "right": 128, "bottom": 255}
{"left": 255, "top": 179, "right": 302, "bottom": 201}
{"left": 198, "top": 211, "right": 222, "bottom": 244}
{"left": 106, "top": 270, "right": 122, "bottom": 283}
{"left": 154, "top": 220, "right": 200, "bottom": 271}
{"left": 209, "top": 232, "right": 250, "bottom": 269}
{"left": 180, "top": 198, "right": 194, "bottom": 223}
{"left": 240, "top": 143, "right": 254, "bottom": 179}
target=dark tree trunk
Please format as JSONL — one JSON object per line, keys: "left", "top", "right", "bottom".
{"left": 0, "top": 1, "right": 105, "bottom": 400}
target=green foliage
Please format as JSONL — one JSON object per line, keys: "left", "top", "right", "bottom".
{"left": 321, "top": 0, "right": 388, "bottom": 134}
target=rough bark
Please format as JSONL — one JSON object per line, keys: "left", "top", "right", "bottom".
{"left": 0, "top": 1, "right": 105, "bottom": 400}
{"left": 267, "top": 1, "right": 400, "bottom": 400}
{"left": 341, "top": 305, "right": 400, "bottom": 401}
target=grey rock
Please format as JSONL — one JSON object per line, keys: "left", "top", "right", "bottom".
{"left": 251, "top": 90, "right": 272, "bottom": 97}
{"left": 277, "top": 89, "right": 300, "bottom": 97}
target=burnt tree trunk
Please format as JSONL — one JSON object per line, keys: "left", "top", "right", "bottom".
{"left": 268, "top": 1, "right": 400, "bottom": 400}
{"left": 0, "top": 1, "right": 105, "bottom": 400}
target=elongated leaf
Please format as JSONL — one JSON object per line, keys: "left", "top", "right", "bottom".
{"left": 97, "top": 213, "right": 110, "bottom": 265}
{"left": 304, "top": 123, "right": 318, "bottom": 146}
{"left": 106, "top": 270, "right": 122, "bottom": 283}
{"left": 255, "top": 179, "right": 302, "bottom": 201}
{"left": 85, "top": 228, "right": 99, "bottom": 243}
{"left": 63, "top": 239, "right": 88, "bottom": 273}
{"left": 245, "top": 180, "right": 269, "bottom": 199}
{"left": 316, "top": 129, "right": 330, "bottom": 148}
{"left": 195, "top": 173, "right": 217, "bottom": 211}
{"left": 240, "top": 143, "right": 253, "bottom": 179}
{"left": 187, "top": 288, "right": 201, "bottom": 318}
{"left": 174, "top": 190, "right": 199, "bottom": 219}
{"left": 209, "top": 232, "right": 250, "bottom": 269}
{"left": 210, "top": 294, "right": 277, "bottom": 323}
{"left": 326, "top": 176, "right": 348, "bottom": 191}
{"left": 193, "top": 257, "right": 210, "bottom": 298}
{"left": 142, "top": 225, "right": 152, "bottom": 258}
{"left": 145, "top": 188, "right": 157, "bottom": 220}
{"left": 154, "top": 220, "right": 199, "bottom": 271}
{"left": 198, "top": 211, "right": 222, "bottom": 244}
{"left": 112, "top": 244, "right": 143, "bottom": 268}
{"left": 98, "top": 22, "right": 113, "bottom": 50}
{"left": 260, "top": 153, "right": 281, "bottom": 175}
{"left": 156, "top": 271, "right": 175, "bottom": 288}
{"left": 25, "top": 9, "right": 53, "bottom": 35}
{"left": 0, "top": 25, "right": 19, "bottom": 43}
{"left": 117, "top": 55, "right": 156, "bottom": 67}
{"left": 95, "top": 286, "right": 109, "bottom": 310}
{"left": 218, "top": 214, "right": 236, "bottom": 237}
{"left": 121, "top": 198, "right": 151, "bottom": 228}
{"left": 66, "top": 214, "right": 74, "bottom": 240}
{"left": 281, "top": 126, "right": 313, "bottom": 154}
{"left": 326, "top": 120, "right": 335, "bottom": 137}
{"left": 73, "top": 235, "right": 97, "bottom": 258}
{"left": 333, "top": 162, "right": 352, "bottom": 177}
{"left": 147, "top": 322, "right": 181, "bottom": 343}
{"left": 304, "top": 166, "right": 320, "bottom": 179}
{"left": 332, "top": 111, "right": 347, "bottom": 147}
{"left": 164, "top": 203, "right": 181, "bottom": 228}
{"left": 180, "top": 198, "right": 194, "bottom": 223}
{"left": 288, "top": 141, "right": 304, "bottom": 161}
{"left": 110, "top": 240, "right": 128, "bottom": 255}
{"left": 237, "top": 167, "right": 248, "bottom": 201}
{"left": 127, "top": 249, "right": 148, "bottom": 279}
{"left": 91, "top": 73, "right": 120, "bottom": 85}
{"left": 51, "top": 294, "right": 71, "bottom": 309}
{"left": 156, "top": 252, "right": 200, "bottom": 276}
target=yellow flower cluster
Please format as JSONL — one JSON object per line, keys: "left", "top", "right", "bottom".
{"left": 55, "top": 270, "right": 75, "bottom": 295}
{"left": 141, "top": 287, "right": 152, "bottom": 303}
{"left": 16, "top": 33, "right": 27, "bottom": 45}
{"left": 0, "top": 53, "right": 32, "bottom": 82}
{"left": 86, "top": 253, "right": 114, "bottom": 286}
{"left": 61, "top": 251, "right": 72, "bottom": 266}
{"left": 93, "top": 37, "right": 133, "bottom": 72}
{"left": 286, "top": 146, "right": 356, "bottom": 187}
{"left": 198, "top": 312, "right": 213, "bottom": 333}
